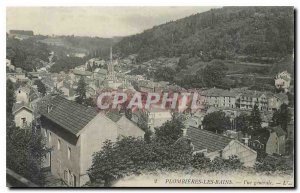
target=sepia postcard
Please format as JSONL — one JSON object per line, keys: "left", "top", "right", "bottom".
{"left": 6, "top": 6, "right": 295, "bottom": 188}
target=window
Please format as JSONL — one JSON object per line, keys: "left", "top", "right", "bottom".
{"left": 57, "top": 159, "right": 61, "bottom": 176}
{"left": 21, "top": 117, "right": 26, "bottom": 123}
{"left": 21, "top": 117, "right": 27, "bottom": 126}
{"left": 64, "top": 170, "right": 68, "bottom": 183}
{"left": 57, "top": 139, "right": 61, "bottom": 150}
{"left": 68, "top": 147, "right": 71, "bottom": 160}
{"left": 49, "top": 132, "right": 52, "bottom": 144}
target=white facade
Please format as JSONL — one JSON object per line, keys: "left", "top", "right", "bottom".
{"left": 202, "top": 140, "right": 257, "bottom": 167}
{"left": 275, "top": 71, "right": 291, "bottom": 92}
{"left": 13, "top": 107, "right": 33, "bottom": 128}
{"left": 15, "top": 88, "right": 30, "bottom": 103}
{"left": 147, "top": 109, "right": 172, "bottom": 132}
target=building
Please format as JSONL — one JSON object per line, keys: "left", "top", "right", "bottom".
{"left": 6, "top": 59, "right": 15, "bottom": 71}
{"left": 106, "top": 112, "right": 145, "bottom": 138}
{"left": 186, "top": 111, "right": 205, "bottom": 129}
{"left": 38, "top": 95, "right": 144, "bottom": 186}
{"left": 198, "top": 88, "right": 273, "bottom": 111}
{"left": 7, "top": 73, "right": 28, "bottom": 83}
{"left": 12, "top": 102, "right": 33, "bottom": 128}
{"left": 15, "top": 84, "right": 41, "bottom": 105}
{"left": 138, "top": 80, "right": 163, "bottom": 93}
{"left": 267, "top": 92, "right": 289, "bottom": 111}
{"left": 200, "top": 88, "right": 237, "bottom": 109}
{"left": 132, "top": 106, "right": 172, "bottom": 132}
{"left": 265, "top": 126, "right": 286, "bottom": 155}
{"left": 71, "top": 69, "right": 93, "bottom": 82}
{"left": 184, "top": 127, "right": 257, "bottom": 167}
{"left": 15, "top": 85, "right": 31, "bottom": 103}
{"left": 9, "top": 30, "right": 34, "bottom": 36}
{"left": 275, "top": 71, "right": 291, "bottom": 92}
{"left": 235, "top": 90, "right": 268, "bottom": 111}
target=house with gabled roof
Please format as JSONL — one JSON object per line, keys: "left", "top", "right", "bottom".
{"left": 15, "top": 85, "right": 31, "bottom": 104}
{"left": 37, "top": 95, "right": 144, "bottom": 187}
{"left": 265, "top": 126, "right": 286, "bottom": 155}
{"left": 12, "top": 101, "right": 33, "bottom": 128}
{"left": 106, "top": 111, "right": 145, "bottom": 138}
{"left": 275, "top": 71, "right": 291, "bottom": 92}
{"left": 182, "top": 127, "right": 257, "bottom": 167}
{"left": 199, "top": 87, "right": 238, "bottom": 109}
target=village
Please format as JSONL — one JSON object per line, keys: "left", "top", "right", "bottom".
{"left": 6, "top": 7, "right": 295, "bottom": 187}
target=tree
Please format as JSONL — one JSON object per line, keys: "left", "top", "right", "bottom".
{"left": 177, "top": 54, "right": 189, "bottom": 70}
{"left": 236, "top": 113, "right": 251, "bottom": 135}
{"left": 191, "top": 153, "right": 211, "bottom": 170}
{"left": 7, "top": 38, "right": 50, "bottom": 71}
{"left": 202, "top": 60, "right": 228, "bottom": 88}
{"left": 144, "top": 129, "right": 153, "bottom": 143}
{"left": 202, "top": 111, "right": 231, "bottom": 134}
{"left": 254, "top": 155, "right": 293, "bottom": 172}
{"left": 6, "top": 79, "right": 15, "bottom": 116}
{"left": 208, "top": 155, "right": 243, "bottom": 172}
{"left": 34, "top": 79, "right": 47, "bottom": 96}
{"left": 124, "top": 108, "right": 132, "bottom": 120}
{"left": 154, "top": 115, "right": 184, "bottom": 144}
{"left": 75, "top": 77, "right": 86, "bottom": 104}
{"left": 50, "top": 56, "right": 85, "bottom": 73}
{"left": 136, "top": 110, "right": 149, "bottom": 131}
{"left": 249, "top": 104, "right": 262, "bottom": 132}
{"left": 7, "top": 125, "right": 49, "bottom": 186}
{"left": 271, "top": 103, "right": 292, "bottom": 132}
{"left": 287, "top": 92, "right": 294, "bottom": 107}
{"left": 84, "top": 97, "right": 95, "bottom": 107}
{"left": 88, "top": 136, "right": 193, "bottom": 187}
{"left": 154, "top": 66, "right": 176, "bottom": 82}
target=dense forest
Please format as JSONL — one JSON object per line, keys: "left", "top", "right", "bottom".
{"left": 6, "top": 35, "right": 121, "bottom": 72}
{"left": 114, "top": 7, "right": 294, "bottom": 63}
{"left": 6, "top": 38, "right": 50, "bottom": 71}
{"left": 36, "top": 35, "right": 121, "bottom": 59}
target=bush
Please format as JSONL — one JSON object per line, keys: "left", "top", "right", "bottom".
{"left": 191, "top": 153, "right": 211, "bottom": 170}
{"left": 254, "top": 155, "right": 293, "bottom": 172}
{"left": 191, "top": 154, "right": 243, "bottom": 172}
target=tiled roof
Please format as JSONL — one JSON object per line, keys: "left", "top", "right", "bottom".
{"left": 72, "top": 69, "right": 93, "bottom": 76}
{"left": 274, "top": 93, "right": 288, "bottom": 101}
{"left": 186, "top": 127, "right": 233, "bottom": 152}
{"left": 94, "top": 68, "right": 107, "bottom": 75}
{"left": 38, "top": 95, "right": 98, "bottom": 135}
{"left": 12, "top": 102, "right": 32, "bottom": 114}
{"left": 19, "top": 84, "right": 31, "bottom": 94}
{"left": 201, "top": 88, "right": 237, "bottom": 97}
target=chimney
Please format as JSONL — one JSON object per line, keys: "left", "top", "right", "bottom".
{"left": 182, "top": 124, "right": 188, "bottom": 137}
{"left": 47, "top": 104, "right": 53, "bottom": 113}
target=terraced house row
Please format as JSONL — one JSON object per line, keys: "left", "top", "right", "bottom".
{"left": 198, "top": 87, "right": 288, "bottom": 111}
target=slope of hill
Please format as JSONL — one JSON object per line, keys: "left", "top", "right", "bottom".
{"left": 114, "top": 7, "right": 294, "bottom": 63}
{"left": 37, "top": 35, "right": 122, "bottom": 59}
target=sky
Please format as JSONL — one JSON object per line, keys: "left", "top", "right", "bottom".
{"left": 7, "top": 7, "right": 217, "bottom": 38}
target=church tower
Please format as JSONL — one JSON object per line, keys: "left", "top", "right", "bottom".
{"left": 107, "top": 47, "right": 115, "bottom": 81}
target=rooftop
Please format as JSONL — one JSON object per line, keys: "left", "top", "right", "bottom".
{"left": 12, "top": 101, "right": 32, "bottom": 114}
{"left": 38, "top": 95, "right": 98, "bottom": 135}
{"left": 271, "top": 126, "right": 286, "bottom": 137}
{"left": 186, "top": 127, "right": 233, "bottom": 152}
{"left": 72, "top": 69, "right": 93, "bottom": 76}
